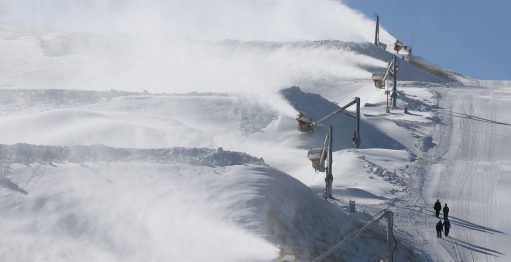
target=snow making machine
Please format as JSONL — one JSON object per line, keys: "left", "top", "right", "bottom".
{"left": 307, "top": 125, "right": 334, "bottom": 199}
{"left": 296, "top": 112, "right": 313, "bottom": 133}
{"left": 296, "top": 97, "right": 361, "bottom": 148}
{"left": 371, "top": 57, "right": 398, "bottom": 90}
{"left": 372, "top": 72, "right": 385, "bottom": 89}
{"left": 307, "top": 148, "right": 327, "bottom": 172}
{"left": 371, "top": 56, "right": 400, "bottom": 111}
{"left": 393, "top": 40, "right": 403, "bottom": 53}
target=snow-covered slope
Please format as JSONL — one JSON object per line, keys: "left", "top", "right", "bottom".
{"left": 2, "top": 1, "right": 509, "bottom": 261}
{"left": 0, "top": 144, "right": 421, "bottom": 261}
{"left": 1, "top": 162, "right": 279, "bottom": 261}
{"left": 420, "top": 81, "right": 511, "bottom": 261}
{"left": 0, "top": 14, "right": 456, "bottom": 259}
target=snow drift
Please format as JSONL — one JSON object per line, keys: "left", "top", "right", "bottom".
{"left": 0, "top": 144, "right": 415, "bottom": 261}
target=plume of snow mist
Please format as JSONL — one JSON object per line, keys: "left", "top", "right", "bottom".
{"left": 0, "top": 35, "right": 385, "bottom": 94}
{"left": 0, "top": 0, "right": 394, "bottom": 43}
{"left": 0, "top": 164, "right": 278, "bottom": 262}
{"left": 0, "top": 0, "right": 391, "bottom": 117}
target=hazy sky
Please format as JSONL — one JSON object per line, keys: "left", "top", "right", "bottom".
{"left": 344, "top": 0, "right": 510, "bottom": 80}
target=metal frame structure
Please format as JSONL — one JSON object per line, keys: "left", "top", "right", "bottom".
{"left": 374, "top": 13, "right": 380, "bottom": 46}
{"left": 371, "top": 56, "right": 399, "bottom": 111}
{"left": 296, "top": 97, "right": 361, "bottom": 148}
{"left": 312, "top": 210, "right": 395, "bottom": 262}
{"left": 307, "top": 125, "right": 333, "bottom": 199}
{"left": 303, "top": 98, "right": 361, "bottom": 199}
{"left": 394, "top": 40, "right": 404, "bottom": 53}
{"left": 374, "top": 14, "right": 387, "bottom": 50}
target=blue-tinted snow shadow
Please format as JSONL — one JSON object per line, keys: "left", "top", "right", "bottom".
{"left": 444, "top": 237, "right": 504, "bottom": 257}
{"left": 435, "top": 110, "right": 511, "bottom": 126}
{"left": 404, "top": 111, "right": 422, "bottom": 116}
{"left": 448, "top": 215, "right": 506, "bottom": 235}
{"left": 0, "top": 176, "right": 28, "bottom": 194}
{"left": 402, "top": 206, "right": 505, "bottom": 235}
{"left": 280, "top": 86, "right": 404, "bottom": 151}
{"left": 332, "top": 187, "right": 388, "bottom": 201}
{"left": 399, "top": 205, "right": 505, "bottom": 258}
{"left": 310, "top": 186, "right": 388, "bottom": 203}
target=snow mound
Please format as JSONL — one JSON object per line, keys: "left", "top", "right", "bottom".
{"left": 223, "top": 165, "right": 400, "bottom": 261}
{"left": 0, "top": 163, "right": 279, "bottom": 262}
{"left": 0, "top": 89, "right": 136, "bottom": 114}
{"left": 0, "top": 108, "right": 208, "bottom": 148}
{"left": 0, "top": 90, "right": 279, "bottom": 148}
{"left": 0, "top": 160, "right": 416, "bottom": 261}
{"left": 0, "top": 144, "right": 264, "bottom": 167}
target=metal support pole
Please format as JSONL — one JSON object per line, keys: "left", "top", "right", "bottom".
{"left": 326, "top": 125, "right": 333, "bottom": 199}
{"left": 374, "top": 14, "right": 379, "bottom": 46}
{"left": 328, "top": 126, "right": 332, "bottom": 173}
{"left": 392, "top": 56, "right": 397, "bottom": 109}
{"left": 386, "top": 211, "right": 394, "bottom": 262}
{"left": 385, "top": 90, "right": 390, "bottom": 113}
{"left": 355, "top": 97, "right": 361, "bottom": 148}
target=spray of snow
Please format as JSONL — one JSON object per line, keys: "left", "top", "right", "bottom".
{"left": 0, "top": 1, "right": 416, "bottom": 261}
{"left": 0, "top": 0, "right": 394, "bottom": 117}
{"left": 0, "top": 0, "right": 394, "bottom": 43}
{"left": 0, "top": 163, "right": 278, "bottom": 262}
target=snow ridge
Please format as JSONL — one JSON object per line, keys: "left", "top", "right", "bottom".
{"left": 0, "top": 144, "right": 264, "bottom": 167}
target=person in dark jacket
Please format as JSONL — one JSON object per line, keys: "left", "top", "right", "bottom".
{"left": 443, "top": 203, "right": 449, "bottom": 220}
{"left": 444, "top": 219, "right": 451, "bottom": 237}
{"left": 434, "top": 199, "right": 442, "bottom": 217}
{"left": 436, "top": 220, "right": 443, "bottom": 238}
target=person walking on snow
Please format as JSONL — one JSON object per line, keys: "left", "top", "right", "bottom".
{"left": 443, "top": 203, "right": 449, "bottom": 220}
{"left": 444, "top": 219, "right": 451, "bottom": 237}
{"left": 436, "top": 220, "right": 443, "bottom": 238}
{"left": 434, "top": 199, "right": 442, "bottom": 217}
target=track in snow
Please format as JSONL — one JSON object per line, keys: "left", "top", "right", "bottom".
{"left": 423, "top": 83, "right": 511, "bottom": 261}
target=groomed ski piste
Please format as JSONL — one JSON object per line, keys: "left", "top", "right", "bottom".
{"left": 0, "top": 1, "right": 510, "bottom": 261}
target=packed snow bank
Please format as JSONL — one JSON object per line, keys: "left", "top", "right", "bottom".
{"left": 319, "top": 149, "right": 411, "bottom": 205}
{"left": 224, "top": 165, "right": 405, "bottom": 261}
{"left": 0, "top": 155, "right": 417, "bottom": 261}
{"left": 0, "top": 144, "right": 264, "bottom": 167}
{"left": 0, "top": 85, "right": 427, "bottom": 208}
{"left": 0, "top": 163, "right": 278, "bottom": 262}
{"left": 0, "top": 89, "right": 138, "bottom": 115}
{"left": 0, "top": 108, "right": 212, "bottom": 148}
{"left": 0, "top": 91, "right": 280, "bottom": 148}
